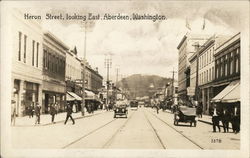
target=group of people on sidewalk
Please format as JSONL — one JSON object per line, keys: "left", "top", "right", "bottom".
{"left": 210, "top": 104, "right": 240, "bottom": 134}
{"left": 11, "top": 101, "right": 102, "bottom": 126}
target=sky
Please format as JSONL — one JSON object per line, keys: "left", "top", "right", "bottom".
{"left": 18, "top": 1, "right": 248, "bottom": 82}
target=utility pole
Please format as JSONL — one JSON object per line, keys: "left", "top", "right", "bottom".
{"left": 170, "top": 68, "right": 177, "bottom": 98}
{"left": 81, "top": 22, "right": 88, "bottom": 116}
{"left": 105, "top": 54, "right": 112, "bottom": 108}
{"left": 115, "top": 67, "right": 119, "bottom": 86}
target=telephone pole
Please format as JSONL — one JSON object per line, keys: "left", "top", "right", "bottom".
{"left": 81, "top": 21, "right": 88, "bottom": 116}
{"left": 105, "top": 54, "right": 112, "bottom": 107}
{"left": 170, "top": 68, "right": 177, "bottom": 98}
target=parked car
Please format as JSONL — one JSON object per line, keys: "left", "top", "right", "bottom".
{"left": 174, "top": 106, "right": 198, "bottom": 127}
{"left": 114, "top": 101, "right": 128, "bottom": 118}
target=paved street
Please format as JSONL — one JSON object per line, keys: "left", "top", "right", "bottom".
{"left": 11, "top": 107, "right": 240, "bottom": 149}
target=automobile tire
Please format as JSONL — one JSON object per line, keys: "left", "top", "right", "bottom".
{"left": 190, "top": 122, "right": 192, "bottom": 127}
{"left": 194, "top": 122, "right": 197, "bottom": 127}
{"left": 174, "top": 121, "right": 176, "bottom": 125}
{"left": 114, "top": 115, "right": 116, "bottom": 118}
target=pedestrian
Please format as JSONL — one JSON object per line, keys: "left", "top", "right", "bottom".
{"left": 221, "top": 107, "right": 230, "bottom": 133}
{"left": 50, "top": 103, "right": 57, "bottom": 123}
{"left": 34, "top": 102, "right": 41, "bottom": 125}
{"left": 64, "top": 103, "right": 75, "bottom": 125}
{"left": 31, "top": 103, "right": 34, "bottom": 118}
{"left": 156, "top": 102, "right": 159, "bottom": 114}
{"left": 231, "top": 105, "right": 240, "bottom": 133}
{"left": 27, "top": 103, "right": 32, "bottom": 118}
{"left": 211, "top": 104, "right": 221, "bottom": 132}
{"left": 11, "top": 100, "right": 16, "bottom": 126}
{"left": 54, "top": 102, "right": 59, "bottom": 115}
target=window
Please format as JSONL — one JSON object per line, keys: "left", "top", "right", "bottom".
{"left": 18, "top": 32, "right": 22, "bottom": 61}
{"left": 212, "top": 66, "right": 214, "bottom": 80}
{"left": 206, "top": 70, "right": 208, "bottom": 82}
{"left": 36, "top": 43, "right": 39, "bottom": 67}
{"left": 32, "top": 40, "right": 35, "bottom": 66}
{"left": 23, "top": 35, "right": 27, "bottom": 63}
{"left": 221, "top": 58, "right": 224, "bottom": 77}
{"left": 209, "top": 68, "right": 211, "bottom": 81}
{"left": 230, "top": 53, "right": 234, "bottom": 75}
{"left": 236, "top": 57, "right": 239, "bottom": 73}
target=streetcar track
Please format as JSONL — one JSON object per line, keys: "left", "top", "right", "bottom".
{"left": 143, "top": 110, "right": 166, "bottom": 149}
{"left": 62, "top": 110, "right": 135, "bottom": 149}
{"left": 102, "top": 111, "right": 135, "bottom": 148}
{"left": 62, "top": 118, "right": 117, "bottom": 149}
{"left": 146, "top": 109, "right": 204, "bottom": 149}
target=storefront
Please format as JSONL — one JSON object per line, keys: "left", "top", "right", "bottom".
{"left": 12, "top": 79, "right": 41, "bottom": 116}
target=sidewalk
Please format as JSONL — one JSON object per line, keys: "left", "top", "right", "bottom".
{"left": 14, "top": 109, "right": 107, "bottom": 127}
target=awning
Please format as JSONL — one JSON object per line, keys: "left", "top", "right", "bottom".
{"left": 221, "top": 83, "right": 240, "bottom": 103}
{"left": 67, "top": 91, "right": 82, "bottom": 101}
{"left": 66, "top": 93, "right": 75, "bottom": 101}
{"left": 212, "top": 80, "right": 240, "bottom": 103}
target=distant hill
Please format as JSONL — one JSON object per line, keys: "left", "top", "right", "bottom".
{"left": 117, "top": 74, "right": 172, "bottom": 99}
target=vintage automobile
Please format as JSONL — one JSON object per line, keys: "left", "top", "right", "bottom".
{"left": 130, "top": 100, "right": 138, "bottom": 110}
{"left": 114, "top": 100, "right": 128, "bottom": 118}
{"left": 174, "top": 106, "right": 198, "bottom": 127}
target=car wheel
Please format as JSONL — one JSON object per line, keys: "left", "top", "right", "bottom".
{"left": 194, "top": 122, "right": 197, "bottom": 127}
{"left": 174, "top": 121, "right": 176, "bottom": 125}
{"left": 114, "top": 115, "right": 116, "bottom": 118}
{"left": 190, "top": 122, "right": 192, "bottom": 127}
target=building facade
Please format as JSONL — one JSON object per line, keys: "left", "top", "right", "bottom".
{"left": 212, "top": 33, "right": 240, "bottom": 105}
{"left": 197, "top": 35, "right": 230, "bottom": 114}
{"left": 177, "top": 33, "right": 209, "bottom": 101}
{"left": 42, "top": 32, "right": 68, "bottom": 114}
{"left": 10, "top": 9, "right": 43, "bottom": 116}
{"left": 66, "top": 49, "right": 82, "bottom": 96}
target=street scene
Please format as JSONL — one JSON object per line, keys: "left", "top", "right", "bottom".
{"left": 12, "top": 107, "right": 240, "bottom": 149}
{"left": 1, "top": 1, "right": 248, "bottom": 156}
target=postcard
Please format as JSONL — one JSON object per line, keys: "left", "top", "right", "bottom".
{"left": 1, "top": 1, "right": 249, "bottom": 158}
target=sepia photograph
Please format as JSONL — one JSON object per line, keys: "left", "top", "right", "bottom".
{"left": 0, "top": 0, "right": 249, "bottom": 158}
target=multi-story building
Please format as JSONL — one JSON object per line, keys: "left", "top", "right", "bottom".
{"left": 66, "top": 49, "right": 82, "bottom": 96}
{"left": 10, "top": 9, "right": 43, "bottom": 116}
{"left": 196, "top": 35, "right": 230, "bottom": 114}
{"left": 212, "top": 33, "right": 240, "bottom": 107}
{"left": 85, "top": 63, "right": 103, "bottom": 94}
{"left": 177, "top": 33, "right": 209, "bottom": 101}
{"left": 42, "top": 32, "right": 68, "bottom": 113}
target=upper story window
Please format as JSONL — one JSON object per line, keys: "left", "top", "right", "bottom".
{"left": 23, "top": 35, "right": 27, "bottom": 63}
{"left": 32, "top": 40, "right": 35, "bottom": 66}
{"left": 36, "top": 43, "right": 39, "bottom": 67}
{"left": 18, "top": 32, "right": 22, "bottom": 61}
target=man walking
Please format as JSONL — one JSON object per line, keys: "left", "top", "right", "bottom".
{"left": 34, "top": 103, "right": 41, "bottom": 125}
{"left": 50, "top": 103, "right": 57, "bottom": 123}
{"left": 64, "top": 103, "right": 75, "bottom": 125}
